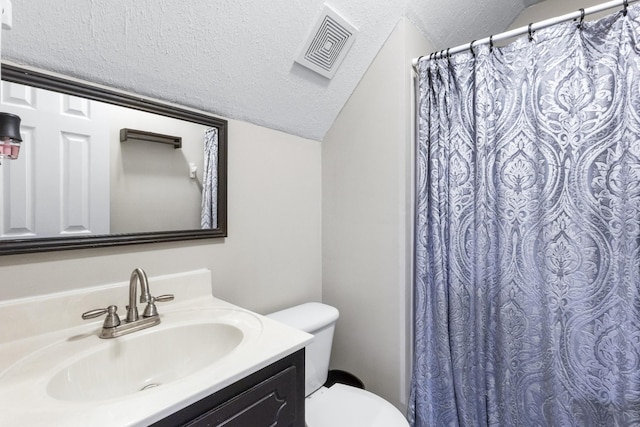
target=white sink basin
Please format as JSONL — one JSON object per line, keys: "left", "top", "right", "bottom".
{"left": 1, "top": 307, "right": 264, "bottom": 405}
{"left": 47, "top": 322, "right": 243, "bottom": 401}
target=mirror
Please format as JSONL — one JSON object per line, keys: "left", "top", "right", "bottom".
{"left": 0, "top": 63, "right": 227, "bottom": 255}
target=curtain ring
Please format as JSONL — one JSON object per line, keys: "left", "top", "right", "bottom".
{"left": 578, "top": 8, "right": 585, "bottom": 29}
{"left": 623, "top": 0, "right": 628, "bottom": 16}
{"left": 469, "top": 40, "right": 476, "bottom": 57}
{"left": 413, "top": 56, "right": 423, "bottom": 74}
{"left": 528, "top": 23, "right": 534, "bottom": 42}
{"left": 489, "top": 35, "right": 494, "bottom": 52}
{"left": 446, "top": 48, "right": 451, "bottom": 59}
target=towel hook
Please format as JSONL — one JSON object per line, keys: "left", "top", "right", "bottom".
{"left": 577, "top": 8, "right": 585, "bottom": 29}
{"left": 528, "top": 23, "right": 535, "bottom": 42}
{"left": 623, "top": 0, "right": 629, "bottom": 16}
{"left": 470, "top": 40, "right": 476, "bottom": 57}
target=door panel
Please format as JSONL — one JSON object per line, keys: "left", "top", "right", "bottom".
{"left": 0, "top": 81, "right": 110, "bottom": 238}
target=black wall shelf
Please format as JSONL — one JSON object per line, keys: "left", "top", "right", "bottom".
{"left": 120, "top": 128, "right": 182, "bottom": 149}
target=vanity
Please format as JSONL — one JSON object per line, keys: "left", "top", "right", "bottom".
{"left": 0, "top": 269, "right": 312, "bottom": 426}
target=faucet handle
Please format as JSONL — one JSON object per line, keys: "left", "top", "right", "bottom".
{"left": 155, "top": 294, "right": 175, "bottom": 303}
{"left": 142, "top": 294, "right": 175, "bottom": 318}
{"left": 82, "top": 305, "right": 121, "bottom": 328}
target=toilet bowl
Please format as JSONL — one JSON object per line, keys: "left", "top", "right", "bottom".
{"left": 267, "top": 302, "right": 409, "bottom": 427}
{"left": 305, "top": 383, "right": 409, "bottom": 427}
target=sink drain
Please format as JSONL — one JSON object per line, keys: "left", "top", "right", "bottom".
{"left": 140, "top": 383, "right": 161, "bottom": 391}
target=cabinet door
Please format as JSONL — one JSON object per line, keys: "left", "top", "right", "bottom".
{"left": 151, "top": 349, "right": 305, "bottom": 427}
{"left": 186, "top": 366, "right": 298, "bottom": 427}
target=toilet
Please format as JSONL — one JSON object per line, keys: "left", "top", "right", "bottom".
{"left": 267, "top": 302, "right": 409, "bottom": 427}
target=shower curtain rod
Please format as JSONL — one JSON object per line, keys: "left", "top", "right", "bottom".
{"left": 412, "top": 0, "right": 638, "bottom": 70}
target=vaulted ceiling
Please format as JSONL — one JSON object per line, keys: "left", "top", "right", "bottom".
{"left": 4, "top": 0, "right": 544, "bottom": 141}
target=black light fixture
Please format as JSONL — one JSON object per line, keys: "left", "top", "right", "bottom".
{"left": 0, "top": 112, "right": 22, "bottom": 161}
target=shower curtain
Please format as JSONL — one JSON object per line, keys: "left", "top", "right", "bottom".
{"left": 201, "top": 127, "right": 218, "bottom": 229}
{"left": 410, "top": 5, "right": 640, "bottom": 427}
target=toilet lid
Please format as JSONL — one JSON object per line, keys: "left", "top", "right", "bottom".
{"left": 305, "top": 384, "right": 409, "bottom": 427}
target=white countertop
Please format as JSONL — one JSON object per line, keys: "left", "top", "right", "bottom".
{"left": 0, "top": 269, "right": 312, "bottom": 426}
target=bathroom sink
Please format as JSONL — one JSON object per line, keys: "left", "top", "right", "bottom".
{"left": 0, "top": 270, "right": 313, "bottom": 426}
{"left": 47, "top": 321, "right": 244, "bottom": 401}
{"left": 1, "top": 306, "right": 264, "bottom": 405}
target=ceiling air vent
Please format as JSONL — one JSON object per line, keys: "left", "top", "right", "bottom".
{"left": 296, "top": 4, "right": 358, "bottom": 79}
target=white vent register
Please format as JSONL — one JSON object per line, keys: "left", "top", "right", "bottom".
{"left": 296, "top": 4, "right": 357, "bottom": 79}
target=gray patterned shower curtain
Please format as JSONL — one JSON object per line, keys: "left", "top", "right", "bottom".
{"left": 410, "top": 5, "right": 640, "bottom": 427}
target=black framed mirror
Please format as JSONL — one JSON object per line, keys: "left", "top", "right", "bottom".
{"left": 0, "top": 63, "right": 227, "bottom": 255}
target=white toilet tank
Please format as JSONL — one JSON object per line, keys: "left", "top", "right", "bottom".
{"left": 266, "top": 302, "right": 339, "bottom": 397}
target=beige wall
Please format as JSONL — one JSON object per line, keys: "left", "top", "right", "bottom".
{"left": 0, "top": 118, "right": 322, "bottom": 315}
{"left": 322, "top": 18, "right": 433, "bottom": 413}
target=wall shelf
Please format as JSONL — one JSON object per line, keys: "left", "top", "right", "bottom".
{"left": 120, "top": 128, "right": 182, "bottom": 149}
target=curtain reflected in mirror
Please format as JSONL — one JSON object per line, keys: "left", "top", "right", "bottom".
{"left": 201, "top": 127, "right": 218, "bottom": 229}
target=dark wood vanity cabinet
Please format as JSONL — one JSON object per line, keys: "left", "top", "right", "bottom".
{"left": 151, "top": 349, "right": 305, "bottom": 427}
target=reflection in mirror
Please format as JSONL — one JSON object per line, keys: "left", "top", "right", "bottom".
{"left": 0, "top": 63, "right": 227, "bottom": 255}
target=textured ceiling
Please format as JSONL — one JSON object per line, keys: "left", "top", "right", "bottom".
{"left": 4, "top": 0, "right": 542, "bottom": 141}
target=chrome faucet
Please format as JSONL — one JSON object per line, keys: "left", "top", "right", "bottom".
{"left": 82, "top": 268, "right": 174, "bottom": 338}
{"left": 126, "top": 267, "right": 151, "bottom": 323}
